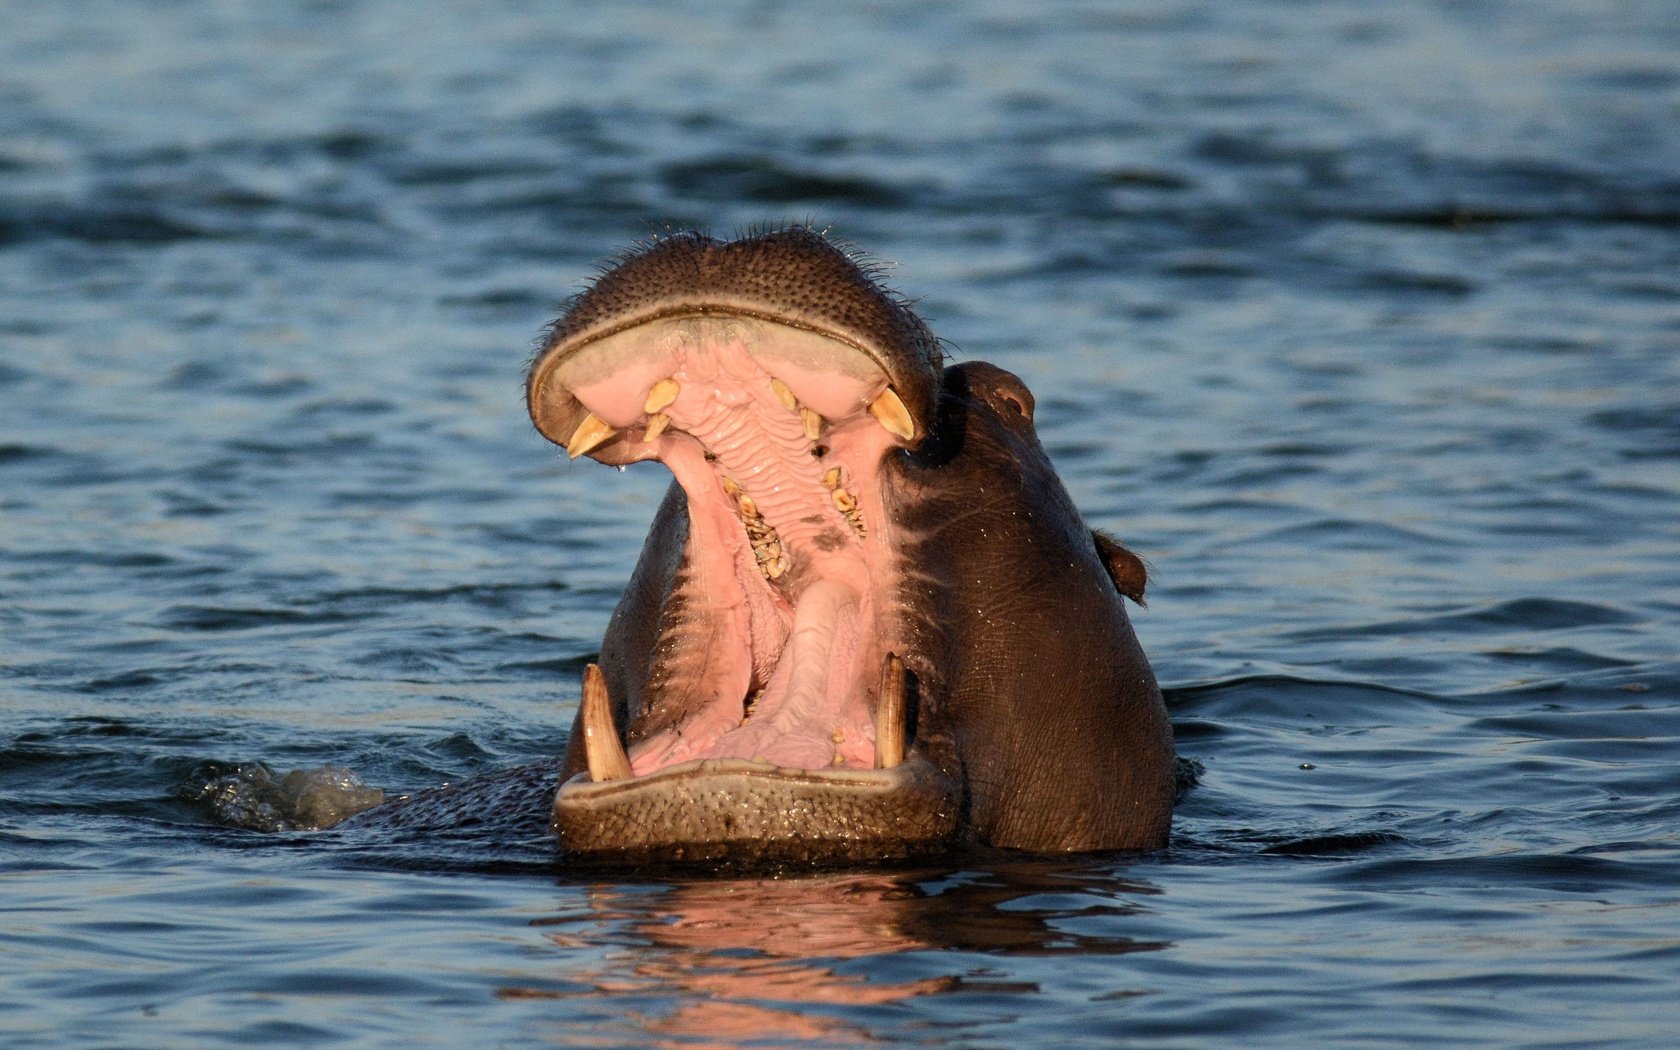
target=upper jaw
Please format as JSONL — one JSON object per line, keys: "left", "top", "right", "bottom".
{"left": 527, "top": 227, "right": 942, "bottom": 469}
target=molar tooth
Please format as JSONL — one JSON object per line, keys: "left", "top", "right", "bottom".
{"left": 868, "top": 387, "right": 915, "bottom": 441}
{"left": 722, "top": 476, "right": 741, "bottom": 498}
{"left": 566, "top": 413, "right": 617, "bottom": 459}
{"left": 801, "top": 407, "right": 823, "bottom": 441}
{"left": 770, "top": 378, "right": 799, "bottom": 412}
{"left": 580, "top": 664, "right": 631, "bottom": 782}
{"left": 766, "top": 554, "right": 790, "bottom": 579}
{"left": 643, "top": 377, "right": 680, "bottom": 414}
{"left": 738, "top": 493, "right": 759, "bottom": 519}
{"left": 822, "top": 467, "right": 842, "bottom": 490}
{"left": 832, "top": 488, "right": 857, "bottom": 512}
{"left": 642, "top": 412, "right": 671, "bottom": 443}
{"left": 874, "top": 653, "right": 907, "bottom": 770}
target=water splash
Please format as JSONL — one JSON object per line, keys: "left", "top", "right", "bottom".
{"left": 185, "top": 763, "right": 385, "bottom": 831}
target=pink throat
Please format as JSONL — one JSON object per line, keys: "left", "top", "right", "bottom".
{"left": 556, "top": 316, "right": 905, "bottom": 775}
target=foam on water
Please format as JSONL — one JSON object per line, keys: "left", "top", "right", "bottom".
{"left": 186, "top": 765, "right": 385, "bottom": 832}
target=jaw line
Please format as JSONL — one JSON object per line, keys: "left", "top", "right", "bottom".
{"left": 558, "top": 751, "right": 942, "bottom": 798}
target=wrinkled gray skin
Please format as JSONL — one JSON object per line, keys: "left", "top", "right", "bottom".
{"left": 359, "top": 229, "right": 1174, "bottom": 866}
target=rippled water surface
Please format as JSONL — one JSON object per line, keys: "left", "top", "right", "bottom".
{"left": 5, "top": 1, "right": 1680, "bottom": 1046}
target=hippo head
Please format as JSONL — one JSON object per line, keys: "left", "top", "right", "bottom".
{"left": 526, "top": 227, "right": 1173, "bottom": 865}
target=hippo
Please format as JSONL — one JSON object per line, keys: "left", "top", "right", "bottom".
{"left": 513, "top": 227, "right": 1175, "bottom": 865}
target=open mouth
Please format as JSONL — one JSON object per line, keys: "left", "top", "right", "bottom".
{"left": 528, "top": 308, "right": 959, "bottom": 861}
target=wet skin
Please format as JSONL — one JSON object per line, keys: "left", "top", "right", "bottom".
{"left": 520, "top": 228, "right": 1174, "bottom": 864}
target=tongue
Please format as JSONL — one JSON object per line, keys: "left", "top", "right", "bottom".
{"left": 702, "top": 579, "right": 875, "bottom": 770}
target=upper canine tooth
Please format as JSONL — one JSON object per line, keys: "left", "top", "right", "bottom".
{"left": 801, "top": 407, "right": 823, "bottom": 441}
{"left": 580, "top": 664, "right": 631, "bottom": 782}
{"left": 643, "top": 378, "right": 680, "bottom": 415}
{"left": 875, "top": 653, "right": 907, "bottom": 770}
{"left": 566, "top": 413, "right": 617, "bottom": 459}
{"left": 868, "top": 387, "right": 915, "bottom": 441}
{"left": 770, "top": 378, "right": 799, "bottom": 412}
{"left": 642, "top": 413, "right": 670, "bottom": 443}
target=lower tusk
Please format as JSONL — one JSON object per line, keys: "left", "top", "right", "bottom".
{"left": 868, "top": 387, "right": 915, "bottom": 441}
{"left": 580, "top": 664, "right": 631, "bottom": 782}
{"left": 875, "top": 653, "right": 907, "bottom": 770}
{"left": 643, "top": 412, "right": 671, "bottom": 442}
{"left": 566, "top": 413, "right": 617, "bottom": 459}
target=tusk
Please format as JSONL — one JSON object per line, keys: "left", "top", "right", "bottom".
{"left": 874, "top": 653, "right": 906, "bottom": 770}
{"left": 642, "top": 412, "right": 670, "bottom": 443}
{"left": 643, "top": 377, "right": 680, "bottom": 414}
{"left": 566, "top": 413, "right": 617, "bottom": 459}
{"left": 769, "top": 378, "right": 799, "bottom": 412}
{"left": 868, "top": 387, "right": 915, "bottom": 440}
{"left": 580, "top": 664, "right": 631, "bottom": 782}
{"left": 800, "top": 407, "right": 823, "bottom": 441}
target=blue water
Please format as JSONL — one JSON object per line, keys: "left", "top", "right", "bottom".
{"left": 5, "top": 1, "right": 1680, "bottom": 1046}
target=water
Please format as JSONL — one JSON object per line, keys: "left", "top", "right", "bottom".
{"left": 4, "top": 0, "right": 1679, "bottom": 1045}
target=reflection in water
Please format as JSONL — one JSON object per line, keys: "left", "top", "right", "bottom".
{"left": 505, "top": 862, "right": 1170, "bottom": 1048}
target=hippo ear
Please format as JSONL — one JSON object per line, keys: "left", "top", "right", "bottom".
{"left": 1091, "top": 530, "right": 1148, "bottom": 605}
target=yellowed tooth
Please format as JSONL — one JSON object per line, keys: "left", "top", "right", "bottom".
{"left": 642, "top": 412, "right": 671, "bottom": 443}
{"left": 767, "top": 554, "right": 790, "bottom": 579}
{"left": 643, "top": 377, "right": 680, "bottom": 415}
{"left": 738, "top": 493, "right": 758, "bottom": 518}
{"left": 580, "top": 663, "right": 631, "bottom": 782}
{"left": 566, "top": 413, "right": 617, "bottom": 459}
{"left": 722, "top": 476, "right": 741, "bottom": 498}
{"left": 801, "top": 407, "right": 822, "bottom": 441}
{"left": 832, "top": 488, "right": 857, "bottom": 512}
{"left": 868, "top": 387, "right": 915, "bottom": 440}
{"left": 770, "top": 378, "right": 798, "bottom": 412}
{"left": 822, "top": 467, "right": 842, "bottom": 490}
{"left": 874, "top": 653, "right": 906, "bottom": 770}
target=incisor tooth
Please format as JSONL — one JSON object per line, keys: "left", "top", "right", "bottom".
{"left": 770, "top": 378, "right": 798, "bottom": 412}
{"left": 643, "top": 378, "right": 680, "bottom": 414}
{"left": 868, "top": 387, "right": 915, "bottom": 440}
{"left": 801, "top": 407, "right": 823, "bottom": 441}
{"left": 642, "top": 412, "right": 670, "bottom": 442}
{"left": 566, "top": 413, "right": 617, "bottom": 459}
{"left": 875, "top": 653, "right": 906, "bottom": 770}
{"left": 580, "top": 664, "right": 631, "bottom": 782}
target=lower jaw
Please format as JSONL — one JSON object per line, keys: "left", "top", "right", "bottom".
{"left": 552, "top": 754, "right": 960, "bottom": 866}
